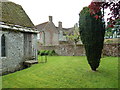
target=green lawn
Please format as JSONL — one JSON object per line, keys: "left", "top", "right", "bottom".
{"left": 2, "top": 56, "right": 118, "bottom": 88}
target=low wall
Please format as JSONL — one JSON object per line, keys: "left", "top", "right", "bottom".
{"left": 38, "top": 45, "right": 85, "bottom": 56}
{"left": 103, "top": 43, "right": 120, "bottom": 57}
{"left": 55, "top": 45, "right": 85, "bottom": 56}
{"left": 38, "top": 44, "right": 119, "bottom": 57}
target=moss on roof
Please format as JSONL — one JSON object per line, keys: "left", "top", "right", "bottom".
{"left": 0, "top": 1, "right": 34, "bottom": 28}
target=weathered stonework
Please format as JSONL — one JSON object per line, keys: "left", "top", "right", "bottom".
{"left": 38, "top": 44, "right": 86, "bottom": 56}
{"left": 36, "top": 16, "right": 59, "bottom": 46}
{"left": 38, "top": 43, "right": 119, "bottom": 57}
{"left": 1, "top": 30, "right": 23, "bottom": 74}
{"left": 36, "top": 16, "right": 80, "bottom": 46}
{"left": 0, "top": 30, "right": 38, "bottom": 75}
{"left": 44, "top": 22, "right": 59, "bottom": 46}
{"left": 0, "top": 1, "right": 38, "bottom": 75}
{"left": 103, "top": 43, "right": 120, "bottom": 57}
{"left": 32, "top": 33, "right": 38, "bottom": 60}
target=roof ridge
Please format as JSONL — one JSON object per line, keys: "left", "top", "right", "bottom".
{"left": 0, "top": 0, "right": 9, "bottom": 2}
{"left": 0, "top": 0, "right": 21, "bottom": 6}
{"left": 36, "top": 21, "right": 48, "bottom": 26}
{"left": 56, "top": 26, "right": 73, "bottom": 30}
{"left": 1, "top": 1, "right": 35, "bottom": 28}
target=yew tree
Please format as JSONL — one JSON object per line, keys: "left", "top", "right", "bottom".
{"left": 79, "top": 0, "right": 120, "bottom": 71}
{"left": 79, "top": 7, "right": 105, "bottom": 71}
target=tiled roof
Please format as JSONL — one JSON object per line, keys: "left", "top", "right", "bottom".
{"left": 56, "top": 27, "right": 72, "bottom": 31}
{"left": 36, "top": 22, "right": 48, "bottom": 31}
{"left": 0, "top": 1, "right": 35, "bottom": 28}
{"left": 36, "top": 20, "right": 73, "bottom": 32}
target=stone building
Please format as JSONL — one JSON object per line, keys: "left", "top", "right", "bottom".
{"left": 57, "top": 21, "right": 72, "bottom": 42}
{"left": 36, "top": 16, "right": 77, "bottom": 46}
{"left": 36, "top": 16, "right": 59, "bottom": 46}
{"left": 0, "top": 1, "right": 38, "bottom": 75}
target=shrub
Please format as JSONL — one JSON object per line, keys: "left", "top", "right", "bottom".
{"left": 37, "top": 50, "right": 41, "bottom": 55}
{"left": 38, "top": 50, "right": 58, "bottom": 56}
{"left": 49, "top": 50, "right": 56, "bottom": 56}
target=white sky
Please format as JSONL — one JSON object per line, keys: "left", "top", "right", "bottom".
{"left": 9, "top": 0, "right": 92, "bottom": 28}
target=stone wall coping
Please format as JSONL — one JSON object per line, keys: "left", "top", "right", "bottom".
{"left": 104, "top": 43, "right": 120, "bottom": 45}
{"left": 41, "top": 44, "right": 84, "bottom": 47}
{"left": 38, "top": 43, "right": 119, "bottom": 57}
{"left": 40, "top": 43, "right": 119, "bottom": 47}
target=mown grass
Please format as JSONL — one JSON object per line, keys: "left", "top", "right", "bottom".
{"left": 2, "top": 56, "right": 118, "bottom": 88}
{"left": 0, "top": 76, "right": 2, "bottom": 89}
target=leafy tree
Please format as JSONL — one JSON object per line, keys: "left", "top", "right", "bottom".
{"left": 88, "top": 0, "right": 120, "bottom": 28}
{"left": 113, "top": 19, "right": 120, "bottom": 37}
{"left": 105, "top": 22, "right": 114, "bottom": 38}
{"left": 79, "top": 7, "right": 105, "bottom": 71}
{"left": 105, "top": 30, "right": 113, "bottom": 38}
{"left": 105, "top": 19, "right": 120, "bottom": 38}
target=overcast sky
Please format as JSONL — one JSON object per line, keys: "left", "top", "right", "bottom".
{"left": 9, "top": 0, "right": 92, "bottom": 28}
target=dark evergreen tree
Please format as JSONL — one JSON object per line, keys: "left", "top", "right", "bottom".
{"left": 79, "top": 7, "right": 105, "bottom": 71}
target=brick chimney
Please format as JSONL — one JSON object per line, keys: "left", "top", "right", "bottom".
{"left": 49, "top": 16, "right": 52, "bottom": 22}
{"left": 58, "top": 21, "right": 62, "bottom": 29}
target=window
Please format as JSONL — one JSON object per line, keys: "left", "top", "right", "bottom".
{"left": 37, "top": 33, "right": 40, "bottom": 39}
{"left": 1, "top": 34, "right": 6, "bottom": 57}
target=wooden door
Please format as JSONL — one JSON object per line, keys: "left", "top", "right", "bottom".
{"left": 24, "top": 33, "right": 32, "bottom": 58}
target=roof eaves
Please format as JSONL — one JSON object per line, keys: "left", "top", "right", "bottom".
{"left": 0, "top": 22, "right": 38, "bottom": 33}
{"left": 36, "top": 22, "right": 48, "bottom": 27}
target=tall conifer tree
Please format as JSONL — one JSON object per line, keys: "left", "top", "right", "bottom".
{"left": 79, "top": 7, "right": 105, "bottom": 71}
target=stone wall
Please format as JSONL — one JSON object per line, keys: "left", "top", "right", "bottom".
{"left": 0, "top": 30, "right": 38, "bottom": 75}
{"left": 55, "top": 45, "right": 85, "bottom": 56}
{"left": 36, "top": 21, "right": 59, "bottom": 46}
{"left": 0, "top": 30, "right": 24, "bottom": 75}
{"left": 32, "top": 34, "right": 38, "bottom": 60}
{"left": 38, "top": 44, "right": 85, "bottom": 56}
{"left": 38, "top": 44, "right": 119, "bottom": 57}
{"left": 103, "top": 43, "right": 120, "bottom": 57}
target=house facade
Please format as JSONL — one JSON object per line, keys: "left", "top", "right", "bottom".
{"left": 36, "top": 16, "right": 59, "bottom": 46}
{"left": 0, "top": 1, "right": 38, "bottom": 75}
{"left": 36, "top": 16, "right": 78, "bottom": 46}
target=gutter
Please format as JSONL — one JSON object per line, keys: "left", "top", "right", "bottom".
{"left": 0, "top": 22, "right": 39, "bottom": 33}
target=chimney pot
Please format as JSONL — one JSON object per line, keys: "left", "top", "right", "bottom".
{"left": 58, "top": 21, "right": 62, "bottom": 29}
{"left": 49, "top": 16, "right": 52, "bottom": 22}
